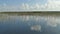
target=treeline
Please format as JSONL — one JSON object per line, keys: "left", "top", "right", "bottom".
{"left": 0, "top": 12, "right": 60, "bottom": 16}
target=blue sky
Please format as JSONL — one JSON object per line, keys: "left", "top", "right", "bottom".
{"left": 0, "top": 0, "right": 60, "bottom": 11}
{"left": 0, "top": 0, "right": 47, "bottom": 5}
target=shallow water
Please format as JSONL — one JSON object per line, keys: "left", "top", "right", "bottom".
{"left": 0, "top": 15, "right": 60, "bottom": 34}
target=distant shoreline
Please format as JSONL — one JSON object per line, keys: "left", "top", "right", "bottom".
{"left": 0, "top": 12, "right": 60, "bottom": 16}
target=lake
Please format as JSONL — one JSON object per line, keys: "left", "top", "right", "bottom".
{"left": 0, "top": 14, "right": 60, "bottom": 34}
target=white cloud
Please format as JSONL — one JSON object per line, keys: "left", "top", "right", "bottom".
{"left": 20, "top": 3, "right": 30, "bottom": 10}
{"left": 44, "top": 16, "right": 56, "bottom": 27}
{"left": 31, "top": 16, "right": 60, "bottom": 27}
{"left": 19, "top": 0, "right": 60, "bottom": 11}
{"left": 1, "top": 0, "right": 60, "bottom": 11}
{"left": 25, "top": 16, "right": 30, "bottom": 21}
{"left": 20, "top": 15, "right": 32, "bottom": 21}
{"left": 25, "top": 4, "right": 30, "bottom": 9}
{"left": 46, "top": 16, "right": 60, "bottom": 27}
{"left": 20, "top": 0, "right": 60, "bottom": 11}
{"left": 35, "top": 16, "right": 40, "bottom": 21}
{"left": 33, "top": 16, "right": 46, "bottom": 22}
{"left": 20, "top": 3, "right": 47, "bottom": 11}
{"left": 20, "top": 3, "right": 25, "bottom": 9}
{"left": 47, "top": 21, "right": 57, "bottom": 27}
{"left": 47, "top": 0, "right": 60, "bottom": 10}
{"left": 30, "top": 25, "right": 41, "bottom": 32}
{"left": 28, "top": 15, "right": 60, "bottom": 27}
{"left": 35, "top": 3, "right": 40, "bottom": 9}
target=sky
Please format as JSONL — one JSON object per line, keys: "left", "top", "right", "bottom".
{"left": 0, "top": 0, "right": 60, "bottom": 11}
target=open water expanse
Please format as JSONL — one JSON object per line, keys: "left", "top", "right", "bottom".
{"left": 0, "top": 14, "right": 60, "bottom": 34}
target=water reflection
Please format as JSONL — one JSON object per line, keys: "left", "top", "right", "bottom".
{"left": 0, "top": 15, "right": 60, "bottom": 34}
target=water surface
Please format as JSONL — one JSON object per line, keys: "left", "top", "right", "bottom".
{"left": 0, "top": 15, "right": 60, "bottom": 34}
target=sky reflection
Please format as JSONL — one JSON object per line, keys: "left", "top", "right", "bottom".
{"left": 0, "top": 15, "right": 60, "bottom": 34}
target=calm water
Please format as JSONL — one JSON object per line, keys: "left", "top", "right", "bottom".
{"left": 0, "top": 15, "right": 60, "bottom": 34}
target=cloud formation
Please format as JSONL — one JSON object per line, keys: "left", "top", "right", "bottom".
{"left": 46, "top": 0, "right": 60, "bottom": 10}
{"left": 22, "top": 15, "right": 60, "bottom": 27}
{"left": 47, "top": 16, "right": 57, "bottom": 27}
{"left": 45, "top": 16, "right": 60, "bottom": 27}
{"left": 20, "top": 0, "right": 60, "bottom": 11}
{"left": 20, "top": 3, "right": 47, "bottom": 11}
{"left": 30, "top": 25, "right": 41, "bottom": 32}
{"left": 0, "top": 0, "right": 60, "bottom": 11}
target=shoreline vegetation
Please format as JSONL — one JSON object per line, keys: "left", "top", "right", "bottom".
{"left": 0, "top": 12, "right": 60, "bottom": 16}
